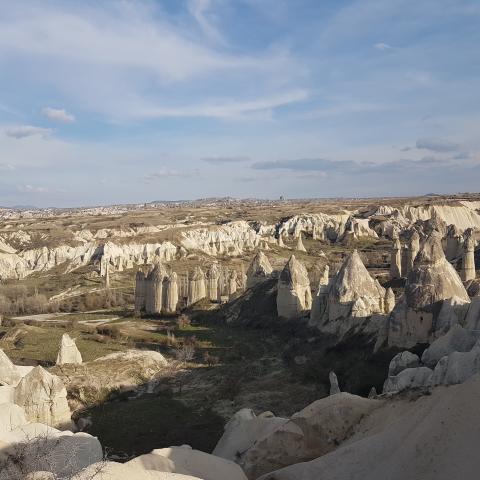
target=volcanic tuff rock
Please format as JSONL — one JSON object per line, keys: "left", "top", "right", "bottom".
{"left": 461, "top": 227, "right": 476, "bottom": 281}
{"left": 388, "top": 351, "right": 420, "bottom": 376}
{"left": 246, "top": 251, "right": 273, "bottom": 288}
{"left": 0, "top": 348, "right": 22, "bottom": 386}
{"left": 13, "top": 366, "right": 72, "bottom": 428}
{"left": 276, "top": 255, "right": 312, "bottom": 319}
{"left": 310, "top": 250, "right": 390, "bottom": 339}
{"left": 188, "top": 266, "right": 207, "bottom": 305}
{"left": 388, "top": 231, "right": 470, "bottom": 348}
{"left": 56, "top": 333, "right": 82, "bottom": 366}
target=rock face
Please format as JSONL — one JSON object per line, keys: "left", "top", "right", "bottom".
{"left": 13, "top": 366, "right": 72, "bottom": 428}
{"left": 276, "top": 255, "right": 312, "bottom": 319}
{"left": 246, "top": 251, "right": 273, "bottom": 288}
{"left": 461, "top": 228, "right": 476, "bottom": 281}
{"left": 387, "top": 231, "right": 470, "bottom": 348}
{"left": 56, "top": 333, "right": 82, "bottom": 366}
{"left": 388, "top": 351, "right": 420, "bottom": 376}
{"left": 259, "top": 377, "right": 480, "bottom": 480}
{"left": 390, "top": 237, "right": 402, "bottom": 279}
{"left": 188, "top": 266, "right": 207, "bottom": 305}
{"left": 310, "top": 250, "right": 389, "bottom": 338}
{"left": 214, "top": 394, "right": 381, "bottom": 479}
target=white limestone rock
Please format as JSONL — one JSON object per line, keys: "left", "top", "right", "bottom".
{"left": 0, "top": 402, "right": 28, "bottom": 433}
{"left": 388, "top": 351, "right": 420, "bottom": 376}
{"left": 56, "top": 333, "right": 83, "bottom": 365}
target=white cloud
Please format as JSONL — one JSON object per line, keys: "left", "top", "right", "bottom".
{"left": 374, "top": 42, "right": 393, "bottom": 51}
{"left": 42, "top": 107, "right": 75, "bottom": 123}
{"left": 188, "top": 0, "right": 224, "bottom": 43}
{"left": 5, "top": 125, "right": 52, "bottom": 139}
{"left": 135, "top": 90, "right": 308, "bottom": 119}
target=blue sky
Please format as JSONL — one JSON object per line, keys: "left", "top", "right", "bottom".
{"left": 0, "top": 0, "right": 479, "bottom": 207}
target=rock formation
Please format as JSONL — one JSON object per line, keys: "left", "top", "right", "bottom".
{"left": 445, "top": 224, "right": 462, "bottom": 260}
{"left": 329, "top": 371, "right": 340, "bottom": 395}
{"left": 0, "top": 348, "right": 21, "bottom": 386}
{"left": 295, "top": 234, "right": 307, "bottom": 252}
{"left": 56, "top": 333, "right": 82, "bottom": 365}
{"left": 13, "top": 366, "right": 72, "bottom": 428}
{"left": 404, "top": 229, "right": 420, "bottom": 276}
{"left": 134, "top": 269, "right": 146, "bottom": 313}
{"left": 163, "top": 272, "right": 179, "bottom": 314}
{"left": 188, "top": 266, "right": 206, "bottom": 305}
{"left": 246, "top": 251, "right": 273, "bottom": 288}
{"left": 144, "top": 262, "right": 167, "bottom": 314}
{"left": 387, "top": 231, "right": 470, "bottom": 348}
{"left": 388, "top": 351, "right": 420, "bottom": 376}
{"left": 308, "top": 265, "right": 329, "bottom": 327}
{"left": 206, "top": 264, "right": 220, "bottom": 302}
{"left": 389, "top": 237, "right": 402, "bottom": 279}
{"left": 384, "top": 287, "right": 396, "bottom": 313}
{"left": 276, "top": 255, "right": 312, "bottom": 319}
{"left": 228, "top": 270, "right": 238, "bottom": 296}
{"left": 310, "top": 250, "right": 389, "bottom": 338}
{"left": 461, "top": 227, "right": 476, "bottom": 281}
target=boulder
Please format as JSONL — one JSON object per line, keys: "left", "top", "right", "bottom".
{"left": 13, "top": 366, "right": 72, "bottom": 428}
{"left": 422, "top": 325, "right": 477, "bottom": 368}
{"left": 56, "top": 333, "right": 83, "bottom": 366}
{"left": 388, "top": 351, "right": 420, "bottom": 376}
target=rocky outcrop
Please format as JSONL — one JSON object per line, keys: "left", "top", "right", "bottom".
{"left": 144, "top": 263, "right": 167, "bottom": 314}
{"left": 206, "top": 264, "right": 220, "bottom": 302}
{"left": 0, "top": 348, "right": 21, "bottom": 386}
{"left": 461, "top": 228, "right": 476, "bottom": 281}
{"left": 56, "top": 333, "right": 82, "bottom": 366}
{"left": 387, "top": 231, "right": 470, "bottom": 348}
{"left": 246, "top": 251, "right": 273, "bottom": 288}
{"left": 13, "top": 366, "right": 72, "bottom": 429}
{"left": 259, "top": 376, "right": 480, "bottom": 480}
{"left": 228, "top": 270, "right": 238, "bottom": 296}
{"left": 295, "top": 234, "right": 307, "bottom": 252}
{"left": 276, "top": 255, "right": 312, "bottom": 319}
{"left": 445, "top": 224, "right": 462, "bottom": 260}
{"left": 404, "top": 230, "right": 420, "bottom": 276}
{"left": 308, "top": 265, "right": 329, "bottom": 327}
{"left": 134, "top": 269, "right": 146, "bottom": 314}
{"left": 329, "top": 371, "right": 340, "bottom": 395}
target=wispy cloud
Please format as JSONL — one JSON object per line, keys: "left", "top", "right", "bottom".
{"left": 5, "top": 125, "right": 52, "bottom": 139}
{"left": 416, "top": 137, "right": 460, "bottom": 152}
{"left": 143, "top": 168, "right": 190, "bottom": 182}
{"left": 17, "top": 184, "right": 47, "bottom": 193}
{"left": 42, "top": 107, "right": 75, "bottom": 123}
{"left": 202, "top": 156, "right": 250, "bottom": 164}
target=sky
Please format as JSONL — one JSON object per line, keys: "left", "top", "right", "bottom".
{"left": 0, "top": 0, "right": 479, "bottom": 207}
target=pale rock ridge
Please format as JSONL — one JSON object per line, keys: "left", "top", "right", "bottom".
{"left": 461, "top": 227, "right": 476, "bottom": 281}
{"left": 180, "top": 220, "right": 260, "bottom": 256}
{"left": 56, "top": 333, "right": 82, "bottom": 366}
{"left": 276, "top": 255, "right": 312, "bottom": 319}
{"left": 246, "top": 251, "right": 273, "bottom": 288}
{"left": 13, "top": 366, "right": 72, "bottom": 428}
